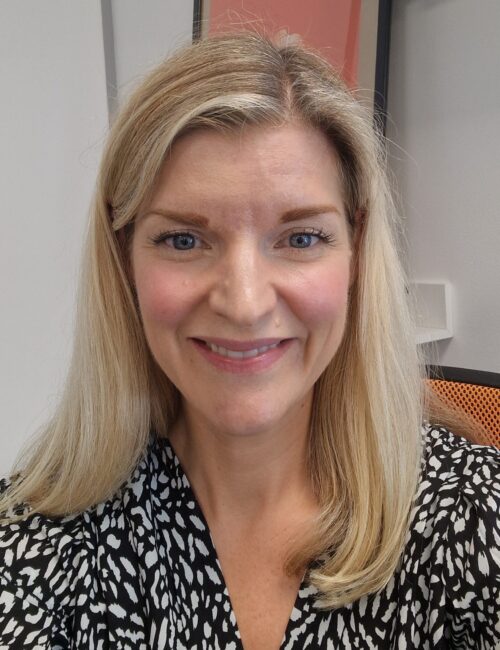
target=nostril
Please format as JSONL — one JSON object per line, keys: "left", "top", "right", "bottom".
{"left": 207, "top": 267, "right": 279, "bottom": 327}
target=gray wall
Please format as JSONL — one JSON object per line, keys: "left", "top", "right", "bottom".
{"left": 0, "top": 1, "right": 193, "bottom": 476}
{"left": 386, "top": 0, "right": 500, "bottom": 372}
{"left": 110, "top": 0, "right": 192, "bottom": 105}
{"left": 0, "top": 1, "right": 109, "bottom": 476}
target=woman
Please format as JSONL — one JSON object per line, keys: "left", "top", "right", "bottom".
{"left": 0, "top": 32, "right": 498, "bottom": 649}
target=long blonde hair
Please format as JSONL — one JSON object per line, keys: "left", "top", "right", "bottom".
{"left": 1, "top": 32, "right": 429, "bottom": 608}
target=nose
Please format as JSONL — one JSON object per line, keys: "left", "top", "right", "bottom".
{"left": 208, "top": 243, "right": 278, "bottom": 327}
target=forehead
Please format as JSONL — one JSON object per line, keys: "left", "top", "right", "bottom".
{"left": 170, "top": 122, "right": 339, "bottom": 170}
{"left": 148, "top": 122, "right": 345, "bottom": 214}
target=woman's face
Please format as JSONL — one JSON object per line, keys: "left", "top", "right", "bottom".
{"left": 131, "top": 122, "right": 354, "bottom": 436}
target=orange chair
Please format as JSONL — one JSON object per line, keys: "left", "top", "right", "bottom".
{"left": 427, "top": 366, "right": 500, "bottom": 448}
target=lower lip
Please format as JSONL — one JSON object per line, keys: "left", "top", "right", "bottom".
{"left": 190, "top": 339, "right": 294, "bottom": 374}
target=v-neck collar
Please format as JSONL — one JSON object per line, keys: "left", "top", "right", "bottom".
{"left": 153, "top": 434, "right": 319, "bottom": 649}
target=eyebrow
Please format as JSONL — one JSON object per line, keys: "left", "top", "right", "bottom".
{"left": 142, "top": 204, "right": 341, "bottom": 227}
{"left": 279, "top": 205, "right": 342, "bottom": 223}
{"left": 141, "top": 209, "right": 209, "bottom": 227}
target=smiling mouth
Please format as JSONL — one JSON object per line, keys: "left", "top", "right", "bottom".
{"left": 190, "top": 337, "right": 293, "bottom": 373}
{"left": 202, "top": 340, "right": 282, "bottom": 359}
{"left": 192, "top": 337, "right": 290, "bottom": 359}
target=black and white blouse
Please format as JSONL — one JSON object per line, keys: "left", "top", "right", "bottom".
{"left": 1, "top": 425, "right": 499, "bottom": 649}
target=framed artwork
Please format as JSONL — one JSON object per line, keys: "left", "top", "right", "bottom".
{"left": 193, "top": 0, "right": 392, "bottom": 132}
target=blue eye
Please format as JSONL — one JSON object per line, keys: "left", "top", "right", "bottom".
{"left": 289, "top": 233, "right": 316, "bottom": 248}
{"left": 170, "top": 233, "right": 196, "bottom": 250}
{"left": 151, "top": 231, "right": 198, "bottom": 250}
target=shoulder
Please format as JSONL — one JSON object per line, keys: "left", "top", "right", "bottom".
{"left": 0, "top": 477, "right": 90, "bottom": 610}
{"left": 0, "top": 477, "right": 89, "bottom": 645}
{"left": 408, "top": 424, "right": 500, "bottom": 646}
{"left": 0, "top": 436, "right": 164, "bottom": 641}
{"left": 0, "top": 432, "right": 170, "bottom": 580}
{"left": 419, "top": 423, "right": 499, "bottom": 505}
{"left": 416, "top": 423, "right": 499, "bottom": 542}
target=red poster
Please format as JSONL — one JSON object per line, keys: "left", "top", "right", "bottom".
{"left": 207, "top": 0, "right": 361, "bottom": 88}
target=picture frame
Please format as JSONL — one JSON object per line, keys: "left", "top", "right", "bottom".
{"left": 193, "top": 0, "right": 392, "bottom": 133}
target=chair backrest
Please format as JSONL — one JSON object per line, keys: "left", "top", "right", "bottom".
{"left": 427, "top": 366, "right": 500, "bottom": 448}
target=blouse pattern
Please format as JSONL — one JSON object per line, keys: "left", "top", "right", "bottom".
{"left": 0, "top": 425, "right": 499, "bottom": 649}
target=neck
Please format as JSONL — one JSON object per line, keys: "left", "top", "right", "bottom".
{"left": 168, "top": 394, "right": 317, "bottom": 530}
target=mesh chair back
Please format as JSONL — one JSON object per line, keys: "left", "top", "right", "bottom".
{"left": 429, "top": 378, "right": 500, "bottom": 448}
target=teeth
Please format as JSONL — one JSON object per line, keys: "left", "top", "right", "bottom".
{"left": 205, "top": 341, "right": 280, "bottom": 359}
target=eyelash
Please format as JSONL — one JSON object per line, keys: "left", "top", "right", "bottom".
{"left": 149, "top": 227, "right": 336, "bottom": 250}
{"left": 292, "top": 227, "right": 336, "bottom": 246}
{"left": 150, "top": 230, "right": 205, "bottom": 250}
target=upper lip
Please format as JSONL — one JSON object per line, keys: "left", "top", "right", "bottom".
{"left": 193, "top": 337, "right": 288, "bottom": 351}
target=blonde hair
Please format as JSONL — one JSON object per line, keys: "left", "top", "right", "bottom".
{"left": 2, "top": 32, "right": 432, "bottom": 609}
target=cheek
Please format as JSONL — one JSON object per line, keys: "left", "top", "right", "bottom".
{"left": 134, "top": 264, "right": 196, "bottom": 330}
{"left": 290, "top": 262, "right": 351, "bottom": 325}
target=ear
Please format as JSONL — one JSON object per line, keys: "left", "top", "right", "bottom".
{"left": 349, "top": 209, "right": 365, "bottom": 288}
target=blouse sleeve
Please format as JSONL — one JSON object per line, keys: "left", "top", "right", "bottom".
{"left": 442, "top": 438, "right": 500, "bottom": 648}
{"left": 0, "top": 483, "right": 73, "bottom": 649}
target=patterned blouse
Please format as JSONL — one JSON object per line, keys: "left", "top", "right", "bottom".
{"left": 0, "top": 426, "right": 499, "bottom": 649}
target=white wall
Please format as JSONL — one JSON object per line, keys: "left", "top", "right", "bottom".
{"left": 110, "top": 0, "right": 193, "bottom": 106}
{"left": 386, "top": 0, "right": 500, "bottom": 373}
{"left": 0, "top": 1, "right": 193, "bottom": 477}
{"left": 0, "top": 1, "right": 109, "bottom": 477}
